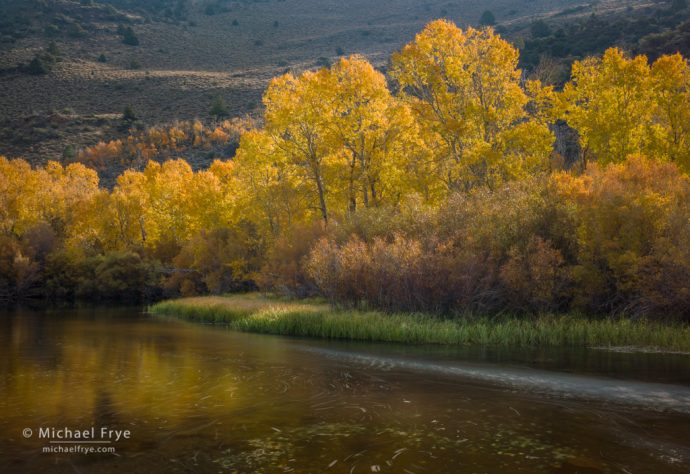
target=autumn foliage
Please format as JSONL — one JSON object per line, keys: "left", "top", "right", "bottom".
{"left": 1, "top": 20, "right": 688, "bottom": 318}
{"left": 76, "top": 118, "right": 253, "bottom": 170}
{"left": 0, "top": 157, "right": 256, "bottom": 301}
{"left": 305, "top": 158, "right": 689, "bottom": 318}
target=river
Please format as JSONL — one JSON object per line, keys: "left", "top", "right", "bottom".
{"left": 0, "top": 307, "right": 689, "bottom": 473}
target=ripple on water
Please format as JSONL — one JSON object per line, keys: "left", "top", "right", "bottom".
{"left": 297, "top": 346, "right": 690, "bottom": 414}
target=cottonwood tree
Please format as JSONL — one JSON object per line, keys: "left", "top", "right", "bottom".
{"left": 262, "top": 69, "right": 334, "bottom": 223}
{"left": 559, "top": 48, "right": 689, "bottom": 172}
{"left": 390, "top": 20, "right": 553, "bottom": 191}
{"left": 326, "top": 56, "right": 419, "bottom": 211}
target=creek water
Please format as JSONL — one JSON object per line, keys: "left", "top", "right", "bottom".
{"left": 0, "top": 307, "right": 689, "bottom": 473}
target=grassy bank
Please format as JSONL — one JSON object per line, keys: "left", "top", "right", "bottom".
{"left": 149, "top": 294, "right": 690, "bottom": 350}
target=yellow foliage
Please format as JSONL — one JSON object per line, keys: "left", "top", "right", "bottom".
{"left": 554, "top": 155, "right": 690, "bottom": 312}
{"left": 559, "top": 48, "right": 690, "bottom": 172}
{"left": 390, "top": 20, "right": 553, "bottom": 190}
{"left": 1, "top": 20, "right": 688, "bottom": 312}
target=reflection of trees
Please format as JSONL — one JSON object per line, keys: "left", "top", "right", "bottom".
{"left": 0, "top": 312, "right": 245, "bottom": 437}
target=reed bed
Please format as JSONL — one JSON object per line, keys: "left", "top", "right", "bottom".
{"left": 150, "top": 294, "right": 690, "bottom": 350}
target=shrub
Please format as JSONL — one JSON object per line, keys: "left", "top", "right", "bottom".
{"left": 121, "top": 27, "right": 139, "bottom": 46}
{"left": 479, "top": 10, "right": 496, "bottom": 26}
{"left": 76, "top": 251, "right": 157, "bottom": 302}
{"left": 258, "top": 222, "right": 328, "bottom": 297}
{"left": 531, "top": 20, "right": 552, "bottom": 38}
{"left": 62, "top": 145, "right": 76, "bottom": 161}
{"left": 209, "top": 96, "right": 229, "bottom": 119}
{"left": 557, "top": 156, "right": 690, "bottom": 318}
{"left": 44, "top": 24, "right": 59, "bottom": 36}
{"left": 305, "top": 159, "right": 690, "bottom": 320}
{"left": 122, "top": 105, "right": 137, "bottom": 122}
{"left": 24, "top": 55, "right": 50, "bottom": 75}
{"left": 47, "top": 41, "right": 60, "bottom": 56}
{"left": 164, "top": 226, "right": 260, "bottom": 296}
{"left": 67, "top": 23, "right": 87, "bottom": 38}
{"left": 306, "top": 231, "right": 499, "bottom": 313}
{"left": 0, "top": 235, "right": 41, "bottom": 302}
{"left": 315, "top": 56, "right": 330, "bottom": 68}
{"left": 499, "top": 236, "right": 571, "bottom": 313}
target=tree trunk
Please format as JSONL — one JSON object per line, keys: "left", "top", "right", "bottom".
{"left": 348, "top": 156, "right": 357, "bottom": 213}
{"left": 314, "top": 171, "right": 328, "bottom": 224}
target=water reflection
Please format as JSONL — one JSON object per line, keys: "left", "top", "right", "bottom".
{"left": 0, "top": 307, "right": 689, "bottom": 473}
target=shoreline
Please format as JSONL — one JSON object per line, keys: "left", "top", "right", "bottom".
{"left": 149, "top": 294, "right": 690, "bottom": 351}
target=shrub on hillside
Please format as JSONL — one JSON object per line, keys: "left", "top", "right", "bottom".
{"left": 23, "top": 54, "right": 53, "bottom": 75}
{"left": 209, "top": 96, "right": 229, "bottom": 120}
{"left": 479, "top": 10, "right": 495, "bottom": 26}
{"left": 121, "top": 26, "right": 139, "bottom": 45}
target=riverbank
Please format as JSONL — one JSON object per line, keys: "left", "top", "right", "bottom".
{"left": 149, "top": 294, "right": 690, "bottom": 351}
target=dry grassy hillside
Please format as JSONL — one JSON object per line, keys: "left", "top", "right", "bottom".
{"left": 0, "top": 0, "right": 667, "bottom": 165}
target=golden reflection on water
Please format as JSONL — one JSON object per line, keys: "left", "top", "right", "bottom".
{"left": 0, "top": 314, "right": 309, "bottom": 439}
{"left": 0, "top": 308, "right": 689, "bottom": 473}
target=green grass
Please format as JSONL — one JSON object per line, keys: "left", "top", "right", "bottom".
{"left": 149, "top": 294, "right": 690, "bottom": 350}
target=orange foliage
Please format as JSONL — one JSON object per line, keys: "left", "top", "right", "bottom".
{"left": 305, "top": 157, "right": 689, "bottom": 318}
{"left": 75, "top": 118, "right": 255, "bottom": 169}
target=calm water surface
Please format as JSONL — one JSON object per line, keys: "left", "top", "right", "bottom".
{"left": 0, "top": 307, "right": 689, "bottom": 473}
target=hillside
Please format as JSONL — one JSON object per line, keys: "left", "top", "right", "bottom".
{"left": 0, "top": 0, "right": 688, "bottom": 169}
